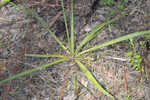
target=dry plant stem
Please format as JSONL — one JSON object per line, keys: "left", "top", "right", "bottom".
{"left": 42, "top": 11, "right": 62, "bottom": 33}
{"left": 137, "top": 65, "right": 142, "bottom": 83}
{"left": 122, "top": 62, "right": 128, "bottom": 93}
{"left": 26, "top": 80, "right": 31, "bottom": 100}
{"left": 20, "top": 44, "right": 26, "bottom": 60}
{"left": 48, "top": 11, "right": 62, "bottom": 28}
{"left": 59, "top": 70, "right": 69, "bottom": 100}
{"left": 2, "top": 81, "right": 13, "bottom": 100}
{"left": 36, "top": 93, "right": 40, "bottom": 100}
{"left": 2, "top": 84, "right": 6, "bottom": 100}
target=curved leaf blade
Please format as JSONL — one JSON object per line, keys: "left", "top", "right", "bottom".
{"left": 61, "top": 0, "right": 71, "bottom": 53}
{"left": 78, "top": 30, "right": 150, "bottom": 56}
{"left": 0, "top": 0, "right": 10, "bottom": 7}
{"left": 25, "top": 54, "right": 66, "bottom": 58}
{"left": 0, "top": 58, "right": 68, "bottom": 85}
{"left": 75, "top": 17, "right": 118, "bottom": 55}
{"left": 75, "top": 60, "right": 114, "bottom": 99}
{"left": 9, "top": 2, "right": 69, "bottom": 53}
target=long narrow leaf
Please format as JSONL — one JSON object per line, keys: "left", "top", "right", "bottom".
{"left": 33, "top": 15, "right": 68, "bottom": 52}
{"left": 9, "top": 2, "right": 69, "bottom": 54}
{"left": 0, "top": 58, "right": 68, "bottom": 85}
{"left": 25, "top": 54, "right": 67, "bottom": 58}
{"left": 75, "top": 17, "right": 118, "bottom": 55}
{"left": 78, "top": 30, "right": 150, "bottom": 56}
{"left": 0, "top": 0, "right": 10, "bottom": 7}
{"left": 75, "top": 60, "right": 114, "bottom": 99}
{"left": 61, "top": 0, "right": 71, "bottom": 53}
{"left": 70, "top": 0, "right": 74, "bottom": 55}
{"left": 72, "top": 72, "right": 78, "bottom": 91}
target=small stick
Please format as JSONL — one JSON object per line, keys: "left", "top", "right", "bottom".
{"left": 59, "top": 70, "right": 69, "bottom": 100}
{"left": 122, "top": 62, "right": 128, "bottom": 92}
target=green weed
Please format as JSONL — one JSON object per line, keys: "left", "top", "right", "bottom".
{"left": 126, "top": 39, "right": 143, "bottom": 70}
{"left": 107, "top": 0, "right": 128, "bottom": 17}
{"left": 100, "top": 0, "right": 115, "bottom": 6}
{"left": 100, "top": 0, "right": 128, "bottom": 7}
{"left": 124, "top": 95, "right": 131, "bottom": 100}
{"left": 0, "top": 0, "right": 150, "bottom": 99}
{"left": 0, "top": 0, "right": 10, "bottom": 7}
{"left": 127, "top": 33, "right": 150, "bottom": 71}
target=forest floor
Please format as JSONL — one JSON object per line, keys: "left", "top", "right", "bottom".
{"left": 0, "top": 0, "right": 150, "bottom": 100}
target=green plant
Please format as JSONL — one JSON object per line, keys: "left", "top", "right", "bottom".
{"left": 0, "top": 0, "right": 150, "bottom": 99}
{"left": 107, "top": 0, "right": 128, "bottom": 17}
{"left": 126, "top": 33, "right": 150, "bottom": 71}
{"left": 126, "top": 39, "right": 143, "bottom": 70}
{"left": 124, "top": 95, "right": 131, "bottom": 100}
{"left": 117, "top": 0, "right": 128, "bottom": 10}
{"left": 145, "top": 32, "right": 150, "bottom": 40}
{"left": 100, "top": 0, "right": 115, "bottom": 6}
{"left": 0, "top": 0, "right": 10, "bottom": 7}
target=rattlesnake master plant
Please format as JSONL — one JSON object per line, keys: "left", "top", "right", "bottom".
{"left": 1, "top": 0, "right": 150, "bottom": 99}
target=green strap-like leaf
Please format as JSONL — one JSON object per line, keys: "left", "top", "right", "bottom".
{"left": 72, "top": 72, "right": 78, "bottom": 90}
{"left": 61, "top": 0, "right": 71, "bottom": 53}
{"left": 78, "top": 30, "right": 150, "bottom": 56}
{"left": 70, "top": 0, "right": 75, "bottom": 55}
{"left": 0, "top": 0, "right": 10, "bottom": 7}
{"left": 9, "top": 2, "right": 69, "bottom": 54}
{"left": 75, "top": 60, "right": 114, "bottom": 99}
{"left": 0, "top": 58, "right": 68, "bottom": 85}
{"left": 75, "top": 17, "right": 118, "bottom": 55}
{"left": 25, "top": 54, "right": 66, "bottom": 58}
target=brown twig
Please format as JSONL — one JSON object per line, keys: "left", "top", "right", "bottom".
{"left": 59, "top": 70, "right": 69, "bottom": 100}
{"left": 2, "top": 81, "right": 13, "bottom": 100}
{"left": 122, "top": 62, "right": 128, "bottom": 93}
{"left": 137, "top": 65, "right": 142, "bottom": 83}
{"left": 41, "top": 11, "right": 62, "bottom": 34}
